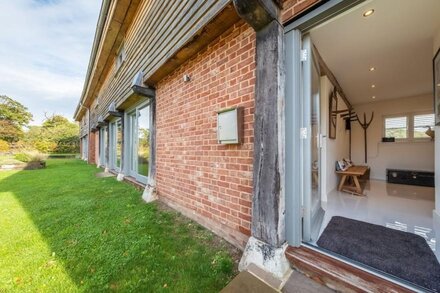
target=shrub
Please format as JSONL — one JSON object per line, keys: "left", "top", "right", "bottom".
{"left": 0, "top": 139, "right": 9, "bottom": 152}
{"left": 27, "top": 152, "right": 48, "bottom": 162}
{"left": 14, "top": 151, "right": 47, "bottom": 163}
{"left": 14, "top": 153, "right": 30, "bottom": 162}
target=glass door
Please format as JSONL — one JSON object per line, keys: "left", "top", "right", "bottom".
{"left": 116, "top": 120, "right": 122, "bottom": 170}
{"left": 127, "top": 104, "right": 150, "bottom": 184}
{"left": 108, "top": 121, "right": 118, "bottom": 171}
{"left": 137, "top": 105, "right": 150, "bottom": 181}
{"left": 99, "top": 127, "right": 107, "bottom": 168}
{"left": 128, "top": 111, "right": 138, "bottom": 178}
{"left": 302, "top": 34, "right": 324, "bottom": 242}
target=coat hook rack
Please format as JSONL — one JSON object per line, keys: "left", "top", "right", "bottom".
{"left": 356, "top": 112, "right": 374, "bottom": 163}
{"left": 342, "top": 109, "right": 357, "bottom": 159}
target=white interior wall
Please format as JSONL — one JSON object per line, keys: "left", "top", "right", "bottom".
{"left": 351, "top": 95, "right": 434, "bottom": 180}
{"left": 320, "top": 76, "right": 350, "bottom": 201}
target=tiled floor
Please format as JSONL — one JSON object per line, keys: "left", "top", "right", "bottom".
{"left": 317, "top": 180, "right": 438, "bottom": 260}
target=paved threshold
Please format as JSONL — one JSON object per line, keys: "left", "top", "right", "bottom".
{"left": 221, "top": 269, "right": 333, "bottom": 293}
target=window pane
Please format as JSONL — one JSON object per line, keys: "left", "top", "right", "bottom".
{"left": 414, "top": 114, "right": 435, "bottom": 138}
{"left": 129, "top": 113, "right": 137, "bottom": 174}
{"left": 385, "top": 116, "right": 407, "bottom": 138}
{"left": 138, "top": 106, "right": 150, "bottom": 177}
{"left": 116, "top": 120, "right": 122, "bottom": 168}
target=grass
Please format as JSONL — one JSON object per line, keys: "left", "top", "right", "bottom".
{"left": 0, "top": 159, "right": 237, "bottom": 292}
{"left": 0, "top": 154, "right": 22, "bottom": 165}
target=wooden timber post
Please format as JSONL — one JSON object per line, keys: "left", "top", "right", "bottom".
{"left": 233, "top": 0, "right": 289, "bottom": 279}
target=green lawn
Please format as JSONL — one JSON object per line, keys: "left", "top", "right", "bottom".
{"left": 0, "top": 159, "right": 237, "bottom": 292}
{"left": 0, "top": 154, "right": 22, "bottom": 165}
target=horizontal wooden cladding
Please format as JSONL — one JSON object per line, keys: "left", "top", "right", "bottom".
{"left": 79, "top": 112, "right": 89, "bottom": 137}
{"left": 85, "top": 0, "right": 141, "bottom": 118}
{"left": 285, "top": 246, "right": 414, "bottom": 293}
{"left": 88, "top": 0, "right": 237, "bottom": 125}
{"left": 144, "top": 3, "right": 241, "bottom": 85}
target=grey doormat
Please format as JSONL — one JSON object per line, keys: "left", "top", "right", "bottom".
{"left": 317, "top": 216, "right": 440, "bottom": 292}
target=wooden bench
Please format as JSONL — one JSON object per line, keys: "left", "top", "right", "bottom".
{"left": 336, "top": 166, "right": 369, "bottom": 196}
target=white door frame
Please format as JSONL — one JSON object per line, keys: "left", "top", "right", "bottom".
{"left": 284, "top": 0, "right": 367, "bottom": 246}
{"left": 124, "top": 100, "right": 151, "bottom": 184}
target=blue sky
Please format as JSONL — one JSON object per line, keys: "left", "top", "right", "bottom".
{"left": 0, "top": 0, "right": 101, "bottom": 125}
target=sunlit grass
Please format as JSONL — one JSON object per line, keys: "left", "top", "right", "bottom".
{"left": 0, "top": 159, "right": 236, "bottom": 292}
{"left": 0, "top": 192, "right": 77, "bottom": 291}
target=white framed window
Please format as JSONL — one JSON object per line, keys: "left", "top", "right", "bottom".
{"left": 384, "top": 116, "right": 408, "bottom": 140}
{"left": 124, "top": 101, "right": 151, "bottom": 184}
{"left": 109, "top": 119, "right": 123, "bottom": 172}
{"left": 383, "top": 112, "right": 434, "bottom": 142}
{"left": 99, "top": 127, "right": 107, "bottom": 167}
{"left": 413, "top": 113, "right": 435, "bottom": 139}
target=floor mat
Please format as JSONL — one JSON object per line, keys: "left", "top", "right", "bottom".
{"left": 317, "top": 216, "right": 440, "bottom": 292}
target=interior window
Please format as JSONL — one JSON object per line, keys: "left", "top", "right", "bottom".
{"left": 384, "top": 116, "right": 408, "bottom": 139}
{"left": 413, "top": 113, "right": 435, "bottom": 138}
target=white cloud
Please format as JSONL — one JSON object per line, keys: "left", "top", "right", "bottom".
{"left": 0, "top": 0, "right": 100, "bottom": 125}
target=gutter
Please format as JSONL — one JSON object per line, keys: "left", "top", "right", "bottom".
{"left": 74, "top": 0, "right": 111, "bottom": 121}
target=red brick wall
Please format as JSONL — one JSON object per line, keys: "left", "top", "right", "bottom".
{"left": 88, "top": 131, "right": 96, "bottom": 165}
{"left": 282, "top": 0, "right": 321, "bottom": 23}
{"left": 155, "top": 21, "right": 255, "bottom": 249}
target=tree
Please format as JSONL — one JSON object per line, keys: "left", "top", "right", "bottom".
{"left": 23, "top": 114, "right": 79, "bottom": 153}
{"left": 0, "top": 95, "right": 33, "bottom": 143}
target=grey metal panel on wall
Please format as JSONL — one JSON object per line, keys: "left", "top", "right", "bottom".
{"left": 93, "top": 0, "right": 230, "bottom": 123}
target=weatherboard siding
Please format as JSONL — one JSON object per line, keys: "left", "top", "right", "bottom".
{"left": 77, "top": 0, "right": 324, "bottom": 248}
{"left": 88, "top": 0, "right": 230, "bottom": 127}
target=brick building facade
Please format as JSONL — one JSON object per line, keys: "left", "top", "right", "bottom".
{"left": 75, "top": 0, "right": 321, "bottom": 283}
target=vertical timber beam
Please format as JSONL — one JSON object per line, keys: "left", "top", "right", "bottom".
{"left": 233, "top": 0, "right": 290, "bottom": 280}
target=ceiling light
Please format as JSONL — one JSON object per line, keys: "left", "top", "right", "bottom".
{"left": 371, "top": 84, "right": 376, "bottom": 88}
{"left": 369, "top": 67, "right": 376, "bottom": 71}
{"left": 363, "top": 9, "right": 374, "bottom": 17}
{"left": 372, "top": 96, "right": 376, "bottom": 99}
{"left": 437, "top": 83, "right": 440, "bottom": 87}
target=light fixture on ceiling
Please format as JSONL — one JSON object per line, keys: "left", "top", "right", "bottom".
{"left": 371, "top": 84, "right": 376, "bottom": 88}
{"left": 363, "top": 9, "right": 374, "bottom": 17}
{"left": 372, "top": 96, "right": 376, "bottom": 99}
{"left": 369, "top": 67, "right": 376, "bottom": 72}
{"left": 437, "top": 83, "right": 440, "bottom": 87}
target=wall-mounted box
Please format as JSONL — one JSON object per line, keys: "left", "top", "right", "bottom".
{"left": 217, "top": 107, "right": 243, "bottom": 144}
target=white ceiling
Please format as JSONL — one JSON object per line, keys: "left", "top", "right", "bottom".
{"left": 310, "top": 0, "right": 440, "bottom": 105}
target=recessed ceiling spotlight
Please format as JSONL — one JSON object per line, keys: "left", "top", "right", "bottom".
{"left": 372, "top": 96, "right": 376, "bottom": 99}
{"left": 363, "top": 9, "right": 374, "bottom": 17}
{"left": 369, "top": 67, "right": 376, "bottom": 71}
{"left": 371, "top": 84, "right": 376, "bottom": 88}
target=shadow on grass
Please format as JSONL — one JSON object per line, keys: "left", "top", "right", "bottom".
{"left": 0, "top": 159, "right": 237, "bottom": 292}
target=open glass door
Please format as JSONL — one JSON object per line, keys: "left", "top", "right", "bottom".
{"left": 127, "top": 103, "right": 150, "bottom": 184}
{"left": 302, "top": 34, "right": 325, "bottom": 242}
